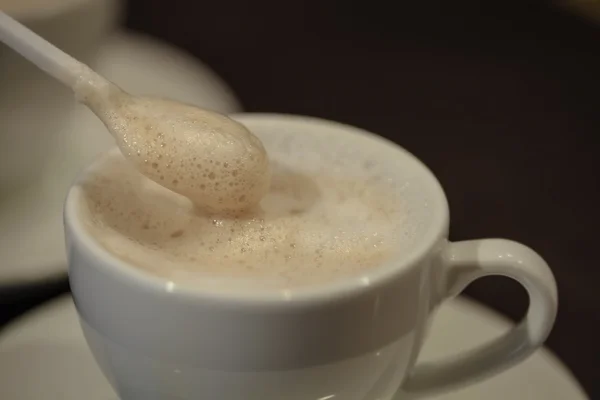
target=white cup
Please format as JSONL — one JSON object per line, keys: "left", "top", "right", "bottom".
{"left": 0, "top": 0, "right": 119, "bottom": 189}
{"left": 65, "top": 114, "right": 558, "bottom": 400}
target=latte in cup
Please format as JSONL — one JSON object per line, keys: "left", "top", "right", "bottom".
{"left": 67, "top": 115, "right": 557, "bottom": 400}
{"left": 77, "top": 117, "right": 428, "bottom": 289}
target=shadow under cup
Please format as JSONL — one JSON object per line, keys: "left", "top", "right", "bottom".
{"left": 64, "top": 114, "right": 450, "bottom": 400}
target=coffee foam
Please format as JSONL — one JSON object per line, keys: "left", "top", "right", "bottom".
{"left": 77, "top": 117, "right": 432, "bottom": 289}
{"left": 75, "top": 78, "right": 270, "bottom": 213}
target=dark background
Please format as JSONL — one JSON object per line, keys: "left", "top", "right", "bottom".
{"left": 1, "top": 0, "right": 598, "bottom": 398}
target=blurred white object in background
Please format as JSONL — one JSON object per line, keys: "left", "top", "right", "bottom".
{"left": 0, "top": 0, "right": 120, "bottom": 189}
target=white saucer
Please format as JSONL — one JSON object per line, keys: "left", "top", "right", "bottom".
{"left": 0, "top": 295, "right": 587, "bottom": 400}
{"left": 0, "top": 31, "right": 241, "bottom": 285}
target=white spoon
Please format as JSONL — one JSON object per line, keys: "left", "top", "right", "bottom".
{"left": 0, "top": 11, "right": 270, "bottom": 213}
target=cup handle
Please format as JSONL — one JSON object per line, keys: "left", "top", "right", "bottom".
{"left": 401, "top": 239, "right": 558, "bottom": 395}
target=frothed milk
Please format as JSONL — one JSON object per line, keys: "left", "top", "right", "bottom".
{"left": 77, "top": 117, "right": 420, "bottom": 289}
{"left": 75, "top": 74, "right": 270, "bottom": 213}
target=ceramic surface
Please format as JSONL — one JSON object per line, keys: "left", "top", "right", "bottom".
{"left": 0, "top": 295, "right": 587, "bottom": 400}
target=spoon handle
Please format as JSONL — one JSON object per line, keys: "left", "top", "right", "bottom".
{"left": 0, "top": 11, "right": 85, "bottom": 88}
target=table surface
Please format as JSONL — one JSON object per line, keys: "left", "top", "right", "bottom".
{"left": 1, "top": 1, "right": 597, "bottom": 398}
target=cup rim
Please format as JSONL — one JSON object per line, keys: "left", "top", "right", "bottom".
{"left": 64, "top": 113, "right": 449, "bottom": 306}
